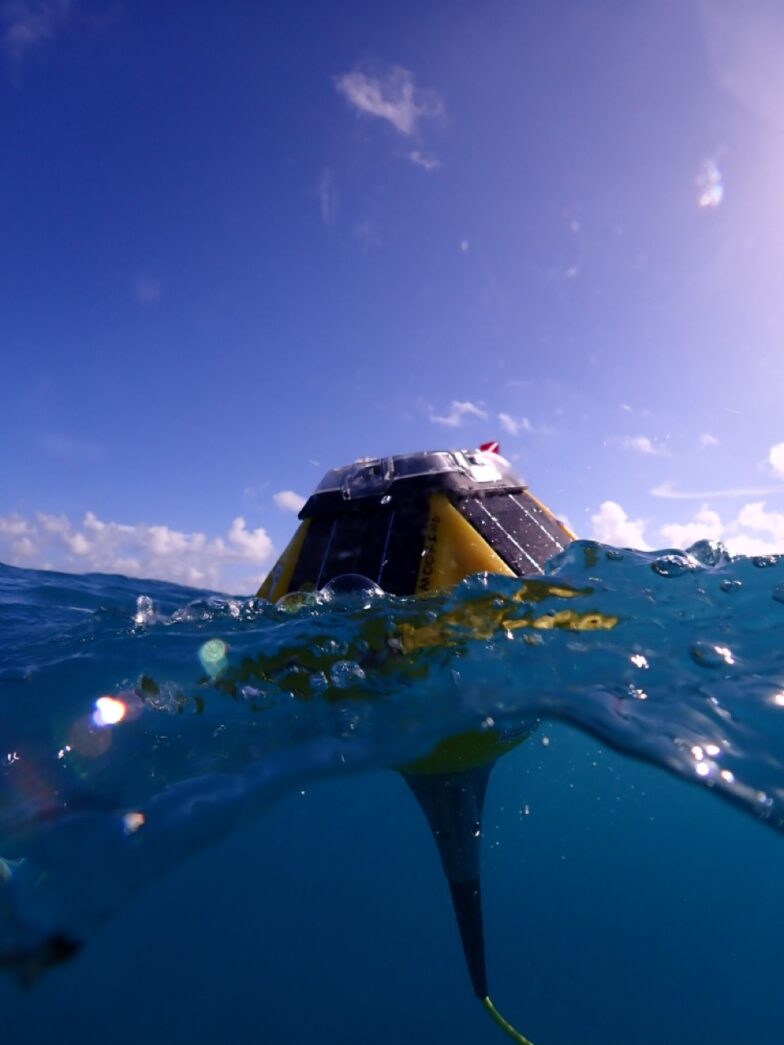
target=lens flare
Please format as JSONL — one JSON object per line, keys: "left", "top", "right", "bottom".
{"left": 92, "top": 696, "right": 127, "bottom": 727}
{"left": 199, "top": 638, "right": 228, "bottom": 677}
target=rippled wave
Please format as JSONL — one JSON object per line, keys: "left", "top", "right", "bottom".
{"left": 2, "top": 539, "right": 784, "bottom": 981}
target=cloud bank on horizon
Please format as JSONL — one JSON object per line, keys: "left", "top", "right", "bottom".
{"left": 0, "top": 511, "right": 273, "bottom": 590}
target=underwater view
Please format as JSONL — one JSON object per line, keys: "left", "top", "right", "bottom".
{"left": 3, "top": 543, "right": 784, "bottom": 1043}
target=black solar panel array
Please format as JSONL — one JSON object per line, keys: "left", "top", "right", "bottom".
{"left": 456, "top": 492, "right": 567, "bottom": 575}
{"left": 287, "top": 501, "right": 429, "bottom": 596}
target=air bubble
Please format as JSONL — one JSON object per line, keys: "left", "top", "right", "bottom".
{"left": 720, "top": 579, "right": 742, "bottom": 593}
{"left": 690, "top": 641, "right": 735, "bottom": 668}
{"left": 276, "top": 591, "right": 317, "bottom": 613}
{"left": 651, "top": 555, "right": 696, "bottom": 578}
{"left": 321, "top": 574, "right": 383, "bottom": 597}
{"left": 330, "top": 661, "right": 366, "bottom": 688}
{"left": 627, "top": 685, "right": 648, "bottom": 701}
{"left": 752, "top": 555, "right": 780, "bottom": 568}
{"left": 772, "top": 584, "right": 784, "bottom": 604}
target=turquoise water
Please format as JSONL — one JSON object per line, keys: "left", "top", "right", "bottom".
{"left": 2, "top": 542, "right": 784, "bottom": 1043}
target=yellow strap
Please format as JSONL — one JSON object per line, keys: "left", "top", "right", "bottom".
{"left": 483, "top": 996, "right": 535, "bottom": 1045}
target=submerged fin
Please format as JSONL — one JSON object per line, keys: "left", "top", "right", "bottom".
{"left": 405, "top": 765, "right": 536, "bottom": 1043}
{"left": 405, "top": 763, "right": 491, "bottom": 998}
{"left": 447, "top": 877, "right": 487, "bottom": 998}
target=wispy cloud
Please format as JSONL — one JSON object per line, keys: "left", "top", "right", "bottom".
{"left": 620, "top": 434, "right": 668, "bottom": 456}
{"left": 318, "top": 168, "right": 338, "bottom": 225}
{"left": 335, "top": 64, "right": 443, "bottom": 169}
{"left": 696, "top": 158, "right": 724, "bottom": 209}
{"left": 651, "top": 480, "right": 784, "bottom": 500}
{"left": 39, "top": 431, "right": 104, "bottom": 461}
{"left": 0, "top": 510, "right": 274, "bottom": 591}
{"left": 429, "top": 400, "right": 487, "bottom": 427}
{"left": 273, "top": 490, "right": 306, "bottom": 513}
{"left": 351, "top": 218, "right": 383, "bottom": 250}
{"left": 409, "top": 149, "right": 440, "bottom": 172}
{"left": 335, "top": 65, "right": 442, "bottom": 135}
{"left": 1, "top": 0, "right": 71, "bottom": 66}
{"left": 498, "top": 412, "right": 533, "bottom": 437}
{"left": 700, "top": 432, "right": 719, "bottom": 447}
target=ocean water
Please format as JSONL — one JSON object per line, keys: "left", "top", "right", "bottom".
{"left": 2, "top": 541, "right": 784, "bottom": 1044}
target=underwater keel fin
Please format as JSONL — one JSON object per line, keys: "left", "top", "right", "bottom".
{"left": 447, "top": 877, "right": 488, "bottom": 999}
{"left": 404, "top": 765, "right": 536, "bottom": 1043}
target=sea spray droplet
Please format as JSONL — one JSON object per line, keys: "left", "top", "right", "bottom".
{"left": 688, "top": 540, "right": 729, "bottom": 567}
{"left": 133, "top": 595, "right": 155, "bottom": 626}
{"left": 690, "top": 641, "right": 736, "bottom": 668}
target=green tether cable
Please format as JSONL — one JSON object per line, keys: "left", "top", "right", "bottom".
{"left": 483, "top": 996, "right": 535, "bottom": 1045}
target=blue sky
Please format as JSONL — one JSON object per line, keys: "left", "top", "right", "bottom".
{"left": 3, "top": 0, "right": 784, "bottom": 591}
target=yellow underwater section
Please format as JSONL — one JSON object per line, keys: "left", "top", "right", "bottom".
{"left": 401, "top": 575, "right": 618, "bottom": 775}
{"left": 415, "top": 493, "right": 515, "bottom": 594}
{"left": 257, "top": 520, "right": 310, "bottom": 601}
{"left": 252, "top": 493, "right": 612, "bottom": 775}
{"left": 410, "top": 494, "right": 521, "bottom": 774}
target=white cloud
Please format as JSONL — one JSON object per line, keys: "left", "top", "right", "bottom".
{"left": 769, "top": 442, "right": 784, "bottom": 478}
{"left": 429, "top": 400, "right": 488, "bottom": 427}
{"left": 409, "top": 150, "right": 440, "bottom": 172}
{"left": 591, "top": 501, "right": 650, "bottom": 549}
{"left": 730, "top": 501, "right": 784, "bottom": 553}
{"left": 696, "top": 158, "right": 724, "bottom": 209}
{"left": 652, "top": 480, "right": 784, "bottom": 500}
{"left": 0, "top": 510, "right": 274, "bottom": 591}
{"left": 700, "top": 432, "right": 719, "bottom": 447}
{"left": 335, "top": 65, "right": 443, "bottom": 136}
{"left": 621, "top": 435, "right": 667, "bottom": 456}
{"left": 660, "top": 507, "right": 723, "bottom": 548}
{"left": 0, "top": 514, "right": 28, "bottom": 536}
{"left": 273, "top": 490, "right": 306, "bottom": 513}
{"left": 498, "top": 412, "right": 532, "bottom": 437}
{"left": 2, "top": 0, "right": 71, "bottom": 64}
{"left": 655, "top": 500, "right": 784, "bottom": 556}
